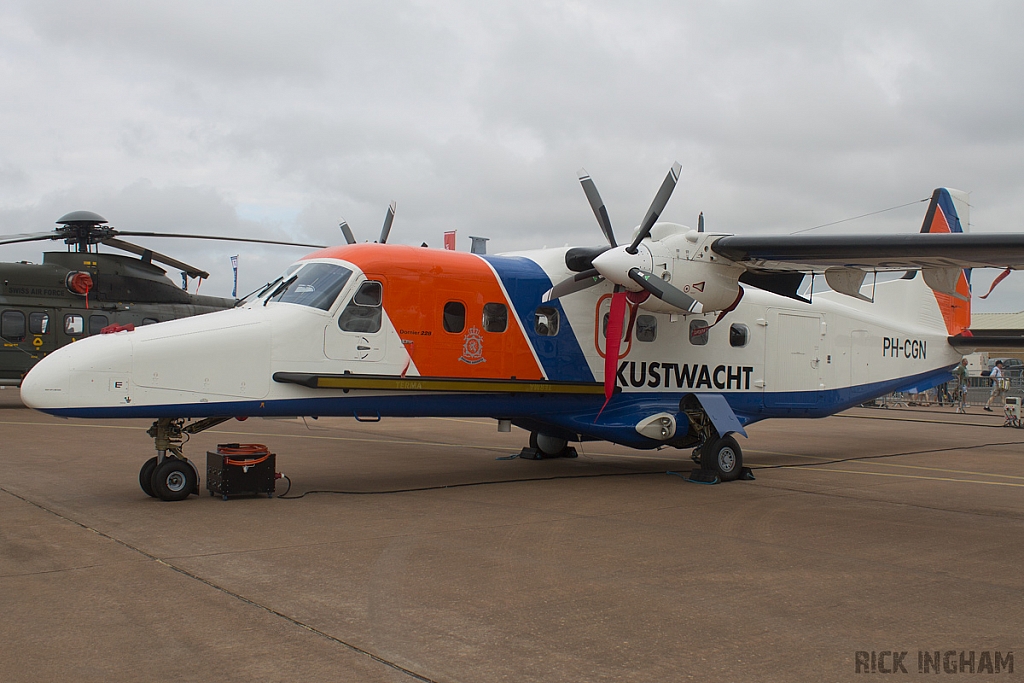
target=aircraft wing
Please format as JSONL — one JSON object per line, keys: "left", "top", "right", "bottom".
{"left": 711, "top": 233, "right": 1024, "bottom": 272}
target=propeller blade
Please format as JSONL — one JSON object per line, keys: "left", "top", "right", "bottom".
{"left": 578, "top": 169, "right": 617, "bottom": 248}
{"left": 628, "top": 162, "right": 682, "bottom": 254}
{"left": 379, "top": 201, "right": 396, "bottom": 244}
{"left": 628, "top": 267, "right": 698, "bottom": 312}
{"left": 542, "top": 269, "right": 605, "bottom": 302}
{"left": 114, "top": 231, "right": 325, "bottom": 249}
{"left": 101, "top": 237, "right": 210, "bottom": 279}
{"left": 0, "top": 231, "right": 62, "bottom": 246}
{"left": 339, "top": 220, "right": 356, "bottom": 245}
{"left": 698, "top": 212, "right": 704, "bottom": 233}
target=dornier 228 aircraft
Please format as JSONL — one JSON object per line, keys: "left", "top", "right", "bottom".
{"left": 20, "top": 165, "right": 1024, "bottom": 500}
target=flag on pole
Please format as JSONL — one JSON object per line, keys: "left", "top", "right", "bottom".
{"left": 230, "top": 255, "right": 239, "bottom": 298}
{"left": 443, "top": 231, "right": 456, "bottom": 250}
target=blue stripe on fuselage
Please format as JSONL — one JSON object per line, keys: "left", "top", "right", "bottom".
{"left": 483, "top": 254, "right": 594, "bottom": 382}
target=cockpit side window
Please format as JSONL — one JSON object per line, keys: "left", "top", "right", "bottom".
{"left": 339, "top": 281, "right": 383, "bottom": 333}
{"left": 268, "top": 263, "right": 353, "bottom": 310}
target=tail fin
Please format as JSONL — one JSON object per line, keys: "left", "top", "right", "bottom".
{"left": 920, "top": 188, "right": 971, "bottom": 335}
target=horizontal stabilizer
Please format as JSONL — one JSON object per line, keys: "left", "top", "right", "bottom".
{"left": 948, "top": 330, "right": 1024, "bottom": 353}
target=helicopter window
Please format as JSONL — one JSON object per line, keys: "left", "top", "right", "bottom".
{"left": 730, "top": 324, "right": 749, "bottom": 347}
{"left": 483, "top": 303, "right": 508, "bottom": 333}
{"left": 29, "top": 312, "right": 49, "bottom": 335}
{"left": 635, "top": 315, "right": 657, "bottom": 342}
{"left": 1, "top": 311, "right": 26, "bottom": 342}
{"left": 534, "top": 306, "right": 559, "bottom": 336}
{"left": 689, "top": 319, "right": 709, "bottom": 346}
{"left": 89, "top": 315, "right": 109, "bottom": 336}
{"left": 443, "top": 301, "right": 466, "bottom": 333}
{"left": 64, "top": 314, "right": 84, "bottom": 336}
{"left": 268, "top": 263, "right": 353, "bottom": 311}
{"left": 142, "top": 318, "right": 159, "bottom": 325}
{"left": 338, "top": 281, "right": 382, "bottom": 333}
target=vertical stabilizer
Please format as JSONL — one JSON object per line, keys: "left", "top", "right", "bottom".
{"left": 920, "top": 188, "right": 971, "bottom": 334}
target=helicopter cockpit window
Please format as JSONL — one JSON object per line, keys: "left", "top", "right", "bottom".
{"left": 29, "top": 312, "right": 49, "bottom": 335}
{"left": 64, "top": 314, "right": 84, "bottom": 336}
{"left": 1, "top": 311, "right": 26, "bottom": 342}
{"left": 338, "top": 281, "right": 383, "bottom": 333}
{"left": 268, "top": 263, "right": 353, "bottom": 311}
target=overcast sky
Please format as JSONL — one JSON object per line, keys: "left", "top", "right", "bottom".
{"left": 2, "top": 0, "right": 1024, "bottom": 310}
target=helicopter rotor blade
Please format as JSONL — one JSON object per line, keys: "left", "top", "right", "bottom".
{"left": 339, "top": 220, "right": 356, "bottom": 245}
{"left": 379, "top": 201, "right": 396, "bottom": 244}
{"left": 0, "top": 231, "right": 63, "bottom": 246}
{"left": 114, "top": 231, "right": 325, "bottom": 249}
{"left": 101, "top": 237, "right": 210, "bottom": 279}
{"left": 627, "top": 162, "right": 682, "bottom": 254}
{"left": 578, "top": 169, "right": 617, "bottom": 248}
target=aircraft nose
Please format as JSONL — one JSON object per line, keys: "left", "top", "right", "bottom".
{"left": 20, "top": 350, "right": 71, "bottom": 411}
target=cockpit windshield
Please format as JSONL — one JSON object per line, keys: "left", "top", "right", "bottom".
{"left": 266, "top": 262, "right": 353, "bottom": 310}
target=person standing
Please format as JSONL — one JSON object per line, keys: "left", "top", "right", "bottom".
{"left": 951, "top": 358, "right": 969, "bottom": 412}
{"left": 984, "top": 360, "right": 1007, "bottom": 411}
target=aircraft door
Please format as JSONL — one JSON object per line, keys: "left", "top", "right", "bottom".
{"left": 325, "top": 279, "right": 387, "bottom": 362}
{"left": 764, "top": 310, "right": 824, "bottom": 407}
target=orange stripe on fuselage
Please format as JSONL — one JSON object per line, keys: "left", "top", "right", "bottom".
{"left": 924, "top": 207, "right": 971, "bottom": 335}
{"left": 305, "top": 244, "right": 544, "bottom": 380}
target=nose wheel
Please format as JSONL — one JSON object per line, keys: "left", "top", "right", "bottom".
{"left": 140, "top": 416, "right": 231, "bottom": 501}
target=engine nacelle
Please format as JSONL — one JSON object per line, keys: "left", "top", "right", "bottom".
{"left": 666, "top": 258, "right": 743, "bottom": 312}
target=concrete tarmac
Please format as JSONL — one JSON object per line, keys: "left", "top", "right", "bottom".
{"left": 1, "top": 386, "right": 1021, "bottom": 682}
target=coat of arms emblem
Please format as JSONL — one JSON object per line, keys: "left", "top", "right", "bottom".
{"left": 459, "top": 326, "right": 486, "bottom": 364}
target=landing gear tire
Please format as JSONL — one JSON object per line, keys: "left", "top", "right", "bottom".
{"left": 151, "top": 458, "right": 198, "bottom": 502}
{"left": 700, "top": 435, "right": 743, "bottom": 482}
{"left": 139, "top": 457, "right": 159, "bottom": 497}
{"left": 530, "top": 432, "right": 569, "bottom": 457}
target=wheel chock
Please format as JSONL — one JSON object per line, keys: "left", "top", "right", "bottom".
{"left": 740, "top": 467, "right": 755, "bottom": 480}
{"left": 685, "top": 469, "right": 720, "bottom": 485}
{"left": 516, "top": 446, "right": 578, "bottom": 460}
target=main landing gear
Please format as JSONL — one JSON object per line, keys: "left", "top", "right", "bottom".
{"left": 681, "top": 396, "right": 752, "bottom": 485}
{"left": 519, "top": 431, "right": 578, "bottom": 459}
{"left": 140, "top": 417, "right": 231, "bottom": 501}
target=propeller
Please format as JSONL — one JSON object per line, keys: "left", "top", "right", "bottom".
{"left": 626, "top": 268, "right": 699, "bottom": 312}
{"left": 627, "top": 162, "right": 682, "bottom": 254}
{"left": 545, "top": 162, "right": 682, "bottom": 303}
{"left": 578, "top": 169, "right": 617, "bottom": 248}
{"left": 379, "top": 201, "right": 397, "bottom": 244}
{"left": 339, "top": 221, "right": 356, "bottom": 245}
{"left": 542, "top": 268, "right": 603, "bottom": 302}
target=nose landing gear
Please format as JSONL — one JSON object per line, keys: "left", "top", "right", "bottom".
{"left": 140, "top": 416, "right": 232, "bottom": 501}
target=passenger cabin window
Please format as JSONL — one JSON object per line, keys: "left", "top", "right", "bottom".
{"left": 443, "top": 301, "right": 466, "bottom": 333}
{"left": 1, "top": 311, "right": 26, "bottom": 342}
{"left": 64, "top": 314, "right": 84, "bottom": 335}
{"left": 482, "top": 303, "right": 508, "bottom": 333}
{"left": 730, "top": 324, "right": 749, "bottom": 348}
{"left": 268, "top": 263, "right": 353, "bottom": 310}
{"left": 602, "top": 313, "right": 629, "bottom": 341}
{"left": 689, "top": 319, "right": 709, "bottom": 346}
{"left": 534, "top": 306, "right": 559, "bottom": 336}
{"left": 89, "top": 315, "right": 109, "bottom": 336}
{"left": 338, "top": 281, "right": 383, "bottom": 333}
{"left": 635, "top": 315, "right": 657, "bottom": 342}
{"left": 29, "top": 312, "right": 49, "bottom": 335}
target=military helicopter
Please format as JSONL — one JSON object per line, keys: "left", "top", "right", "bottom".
{"left": 0, "top": 210, "right": 325, "bottom": 385}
